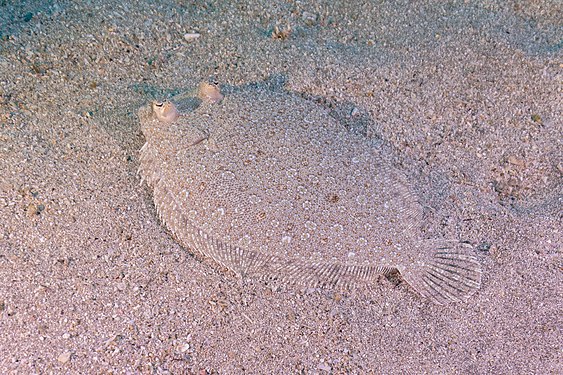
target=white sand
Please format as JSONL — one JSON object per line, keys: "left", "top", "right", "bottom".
{"left": 0, "top": 0, "right": 561, "bottom": 373}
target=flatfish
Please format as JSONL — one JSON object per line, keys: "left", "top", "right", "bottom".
{"left": 138, "top": 85, "right": 481, "bottom": 304}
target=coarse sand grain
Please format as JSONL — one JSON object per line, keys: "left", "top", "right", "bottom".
{"left": 0, "top": 0, "right": 560, "bottom": 373}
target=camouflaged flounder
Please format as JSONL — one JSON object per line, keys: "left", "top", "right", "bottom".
{"left": 138, "top": 86, "right": 481, "bottom": 304}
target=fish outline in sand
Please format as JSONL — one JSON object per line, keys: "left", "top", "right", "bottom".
{"left": 138, "top": 84, "right": 482, "bottom": 305}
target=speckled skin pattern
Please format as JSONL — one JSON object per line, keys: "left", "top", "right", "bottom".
{"left": 138, "top": 88, "right": 481, "bottom": 303}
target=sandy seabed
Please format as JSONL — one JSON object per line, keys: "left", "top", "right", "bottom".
{"left": 0, "top": 0, "right": 561, "bottom": 373}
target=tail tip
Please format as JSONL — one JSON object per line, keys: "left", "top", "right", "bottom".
{"left": 401, "top": 241, "right": 482, "bottom": 305}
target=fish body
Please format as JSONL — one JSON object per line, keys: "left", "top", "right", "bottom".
{"left": 139, "top": 88, "right": 481, "bottom": 304}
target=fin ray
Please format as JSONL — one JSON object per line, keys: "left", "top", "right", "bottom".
{"left": 400, "top": 240, "right": 482, "bottom": 304}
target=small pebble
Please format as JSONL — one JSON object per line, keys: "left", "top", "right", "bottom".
{"left": 57, "top": 351, "right": 71, "bottom": 364}
{"left": 184, "top": 33, "right": 201, "bottom": 42}
{"left": 507, "top": 156, "right": 525, "bottom": 167}
{"left": 302, "top": 11, "right": 318, "bottom": 26}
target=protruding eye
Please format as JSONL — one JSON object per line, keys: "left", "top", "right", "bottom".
{"left": 152, "top": 101, "right": 179, "bottom": 123}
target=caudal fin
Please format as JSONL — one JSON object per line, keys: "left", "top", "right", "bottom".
{"left": 400, "top": 240, "right": 482, "bottom": 305}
